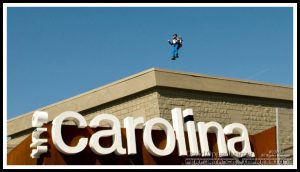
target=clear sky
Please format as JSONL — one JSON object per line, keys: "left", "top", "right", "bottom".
{"left": 7, "top": 7, "right": 293, "bottom": 119}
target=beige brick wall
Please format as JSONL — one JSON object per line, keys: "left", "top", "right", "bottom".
{"left": 80, "top": 87, "right": 293, "bottom": 164}
{"left": 7, "top": 86, "right": 293, "bottom": 165}
{"left": 156, "top": 87, "right": 293, "bottom": 164}
{"left": 7, "top": 88, "right": 160, "bottom": 153}
{"left": 278, "top": 108, "right": 293, "bottom": 164}
{"left": 81, "top": 88, "right": 160, "bottom": 128}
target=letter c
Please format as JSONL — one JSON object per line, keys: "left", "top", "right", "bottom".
{"left": 52, "top": 111, "right": 88, "bottom": 154}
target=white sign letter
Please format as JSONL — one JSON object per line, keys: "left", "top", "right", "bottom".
{"left": 171, "top": 108, "right": 187, "bottom": 156}
{"left": 197, "top": 121, "right": 228, "bottom": 157}
{"left": 143, "top": 117, "right": 176, "bottom": 156}
{"left": 30, "top": 111, "right": 48, "bottom": 158}
{"left": 89, "top": 114, "right": 126, "bottom": 155}
{"left": 124, "top": 117, "right": 144, "bottom": 155}
{"left": 224, "top": 123, "right": 255, "bottom": 158}
{"left": 183, "top": 109, "right": 199, "bottom": 156}
{"left": 52, "top": 111, "right": 88, "bottom": 154}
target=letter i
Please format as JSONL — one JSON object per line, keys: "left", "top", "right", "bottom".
{"left": 183, "top": 109, "right": 200, "bottom": 156}
{"left": 171, "top": 108, "right": 187, "bottom": 156}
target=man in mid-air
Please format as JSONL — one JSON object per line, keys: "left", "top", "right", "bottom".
{"left": 168, "top": 33, "right": 183, "bottom": 60}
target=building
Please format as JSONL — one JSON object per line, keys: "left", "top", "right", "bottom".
{"left": 7, "top": 68, "right": 293, "bottom": 165}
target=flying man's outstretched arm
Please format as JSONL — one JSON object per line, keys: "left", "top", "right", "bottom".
{"left": 168, "top": 40, "right": 173, "bottom": 45}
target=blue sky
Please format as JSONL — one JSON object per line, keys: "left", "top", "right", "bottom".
{"left": 7, "top": 7, "right": 293, "bottom": 119}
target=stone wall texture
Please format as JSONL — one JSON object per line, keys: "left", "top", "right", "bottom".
{"left": 81, "top": 88, "right": 160, "bottom": 127}
{"left": 277, "top": 108, "right": 293, "bottom": 164}
{"left": 155, "top": 87, "right": 293, "bottom": 164}
{"left": 7, "top": 87, "right": 293, "bottom": 164}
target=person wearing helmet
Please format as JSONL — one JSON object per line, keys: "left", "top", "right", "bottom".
{"left": 168, "top": 33, "right": 182, "bottom": 60}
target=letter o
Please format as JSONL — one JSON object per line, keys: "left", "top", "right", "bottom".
{"left": 143, "top": 117, "right": 176, "bottom": 156}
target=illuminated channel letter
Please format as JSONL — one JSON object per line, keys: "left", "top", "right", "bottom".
{"left": 52, "top": 111, "right": 88, "bottom": 154}
{"left": 123, "top": 117, "right": 144, "bottom": 155}
{"left": 36, "top": 108, "right": 254, "bottom": 158}
{"left": 171, "top": 108, "right": 187, "bottom": 156}
{"left": 89, "top": 114, "right": 126, "bottom": 155}
{"left": 197, "top": 122, "right": 228, "bottom": 157}
{"left": 183, "top": 109, "right": 199, "bottom": 156}
{"left": 30, "top": 111, "right": 48, "bottom": 158}
{"left": 143, "top": 117, "right": 176, "bottom": 156}
{"left": 223, "top": 123, "right": 255, "bottom": 158}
